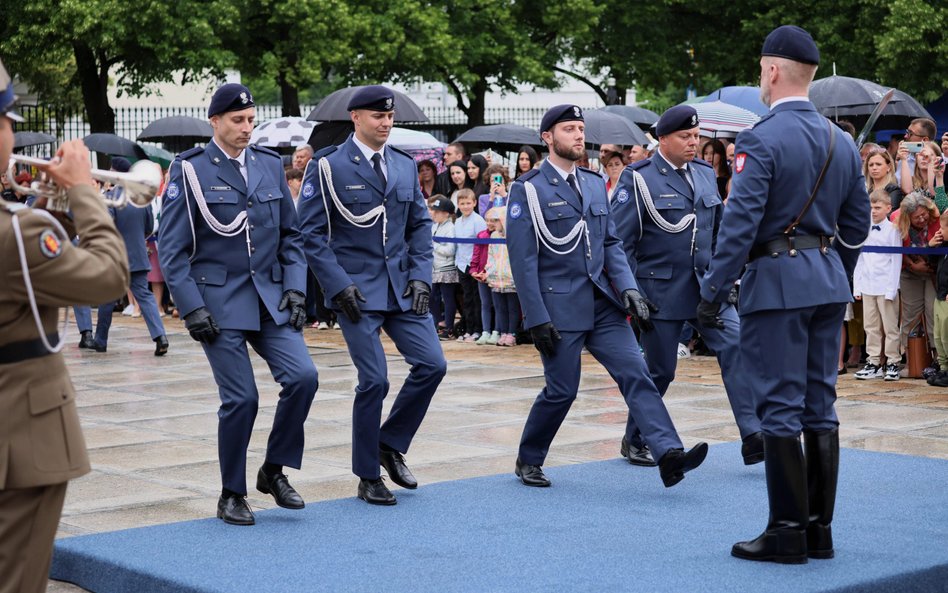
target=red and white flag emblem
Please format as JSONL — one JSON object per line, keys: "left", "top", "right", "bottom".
{"left": 735, "top": 153, "right": 747, "bottom": 174}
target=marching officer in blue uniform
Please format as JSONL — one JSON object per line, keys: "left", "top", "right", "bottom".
{"left": 612, "top": 106, "right": 762, "bottom": 467}
{"left": 506, "top": 104, "right": 708, "bottom": 489}
{"left": 159, "top": 83, "right": 318, "bottom": 526}
{"left": 91, "top": 157, "right": 169, "bottom": 356}
{"left": 698, "top": 26, "right": 870, "bottom": 563}
{"left": 298, "top": 86, "right": 446, "bottom": 506}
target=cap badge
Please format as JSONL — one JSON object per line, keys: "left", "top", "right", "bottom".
{"left": 240, "top": 92, "right": 249, "bottom": 104}
{"left": 384, "top": 97, "right": 393, "bottom": 110}
{"left": 573, "top": 106, "right": 581, "bottom": 117}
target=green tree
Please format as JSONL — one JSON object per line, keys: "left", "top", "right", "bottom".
{"left": 0, "top": 0, "right": 231, "bottom": 134}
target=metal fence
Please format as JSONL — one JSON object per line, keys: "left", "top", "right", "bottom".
{"left": 15, "top": 104, "right": 565, "bottom": 147}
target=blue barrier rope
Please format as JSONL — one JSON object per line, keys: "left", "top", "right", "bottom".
{"left": 433, "top": 237, "right": 507, "bottom": 245}
{"left": 861, "top": 245, "right": 948, "bottom": 254}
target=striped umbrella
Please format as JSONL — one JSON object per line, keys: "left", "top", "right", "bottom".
{"left": 690, "top": 101, "right": 760, "bottom": 138}
{"left": 251, "top": 117, "right": 316, "bottom": 148}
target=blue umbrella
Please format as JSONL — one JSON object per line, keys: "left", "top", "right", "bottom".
{"left": 702, "top": 86, "right": 768, "bottom": 117}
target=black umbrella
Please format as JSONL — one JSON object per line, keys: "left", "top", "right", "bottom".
{"left": 598, "top": 105, "right": 660, "bottom": 130}
{"left": 13, "top": 131, "right": 56, "bottom": 149}
{"left": 307, "top": 121, "right": 355, "bottom": 151}
{"left": 82, "top": 133, "right": 148, "bottom": 159}
{"left": 306, "top": 86, "right": 429, "bottom": 123}
{"left": 583, "top": 110, "right": 649, "bottom": 146}
{"left": 454, "top": 124, "right": 543, "bottom": 152}
{"left": 137, "top": 116, "right": 212, "bottom": 143}
{"left": 810, "top": 76, "right": 931, "bottom": 130}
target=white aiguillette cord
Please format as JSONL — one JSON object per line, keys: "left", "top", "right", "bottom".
{"left": 181, "top": 160, "right": 251, "bottom": 258}
{"left": 317, "top": 156, "right": 388, "bottom": 244}
{"left": 630, "top": 169, "right": 698, "bottom": 253}
{"left": 10, "top": 206, "right": 70, "bottom": 353}
{"left": 523, "top": 180, "right": 590, "bottom": 258}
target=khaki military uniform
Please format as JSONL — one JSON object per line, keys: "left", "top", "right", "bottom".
{"left": 0, "top": 184, "right": 128, "bottom": 593}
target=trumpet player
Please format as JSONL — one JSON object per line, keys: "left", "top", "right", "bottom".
{"left": 0, "top": 59, "right": 130, "bottom": 593}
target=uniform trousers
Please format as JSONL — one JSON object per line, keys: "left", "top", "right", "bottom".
{"left": 933, "top": 300, "right": 948, "bottom": 368}
{"left": 899, "top": 270, "right": 935, "bottom": 350}
{"left": 740, "top": 303, "right": 846, "bottom": 437}
{"left": 627, "top": 306, "right": 760, "bottom": 447}
{"left": 861, "top": 294, "right": 901, "bottom": 366}
{"left": 201, "top": 310, "right": 318, "bottom": 494}
{"left": 94, "top": 271, "right": 165, "bottom": 346}
{"left": 518, "top": 294, "right": 682, "bottom": 466}
{"left": 336, "top": 310, "right": 446, "bottom": 479}
{"left": 0, "top": 482, "right": 67, "bottom": 593}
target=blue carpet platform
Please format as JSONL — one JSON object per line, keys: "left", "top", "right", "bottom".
{"left": 52, "top": 443, "right": 948, "bottom": 593}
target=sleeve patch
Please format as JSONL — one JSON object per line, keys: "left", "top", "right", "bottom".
{"left": 39, "top": 229, "right": 62, "bottom": 258}
{"left": 165, "top": 182, "right": 180, "bottom": 201}
{"left": 509, "top": 202, "right": 522, "bottom": 219}
{"left": 734, "top": 153, "right": 747, "bottom": 174}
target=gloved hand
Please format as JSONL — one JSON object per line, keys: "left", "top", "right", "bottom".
{"left": 622, "top": 289, "right": 658, "bottom": 332}
{"left": 184, "top": 306, "right": 221, "bottom": 344}
{"left": 696, "top": 299, "right": 725, "bottom": 330}
{"left": 530, "top": 322, "right": 561, "bottom": 358}
{"left": 333, "top": 284, "right": 366, "bottom": 323}
{"left": 727, "top": 283, "right": 740, "bottom": 306}
{"left": 402, "top": 280, "right": 431, "bottom": 316}
{"left": 278, "top": 289, "right": 307, "bottom": 331}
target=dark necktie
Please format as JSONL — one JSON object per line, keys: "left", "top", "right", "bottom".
{"left": 872, "top": 225, "right": 882, "bottom": 231}
{"left": 566, "top": 173, "right": 582, "bottom": 203}
{"left": 371, "top": 153, "right": 386, "bottom": 188}
{"left": 676, "top": 168, "right": 693, "bottom": 196}
{"left": 229, "top": 158, "right": 246, "bottom": 188}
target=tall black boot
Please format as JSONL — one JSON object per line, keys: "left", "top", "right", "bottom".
{"left": 804, "top": 428, "right": 839, "bottom": 559}
{"left": 732, "top": 435, "right": 809, "bottom": 564}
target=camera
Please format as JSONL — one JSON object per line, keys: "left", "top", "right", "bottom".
{"left": 904, "top": 141, "right": 924, "bottom": 153}
{"left": 492, "top": 174, "right": 504, "bottom": 185}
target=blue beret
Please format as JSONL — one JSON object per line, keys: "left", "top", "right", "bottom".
{"left": 347, "top": 85, "right": 395, "bottom": 111}
{"left": 0, "top": 59, "right": 23, "bottom": 122}
{"left": 761, "top": 25, "right": 820, "bottom": 65}
{"left": 540, "top": 104, "right": 584, "bottom": 134}
{"left": 656, "top": 105, "right": 700, "bottom": 137}
{"left": 110, "top": 157, "right": 131, "bottom": 173}
{"left": 208, "top": 83, "right": 255, "bottom": 118}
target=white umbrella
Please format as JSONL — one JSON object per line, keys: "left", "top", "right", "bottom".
{"left": 387, "top": 127, "right": 445, "bottom": 150}
{"left": 251, "top": 117, "right": 316, "bottom": 148}
{"left": 690, "top": 101, "right": 760, "bottom": 138}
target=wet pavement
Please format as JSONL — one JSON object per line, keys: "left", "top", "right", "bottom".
{"left": 48, "top": 314, "right": 948, "bottom": 592}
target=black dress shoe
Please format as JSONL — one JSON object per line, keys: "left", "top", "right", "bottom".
{"left": 658, "top": 443, "right": 709, "bottom": 488}
{"left": 78, "top": 331, "right": 95, "bottom": 349}
{"left": 217, "top": 493, "right": 255, "bottom": 525}
{"left": 514, "top": 457, "right": 551, "bottom": 487}
{"left": 379, "top": 448, "right": 417, "bottom": 489}
{"left": 742, "top": 432, "right": 765, "bottom": 465}
{"left": 91, "top": 341, "right": 107, "bottom": 353}
{"left": 620, "top": 436, "right": 657, "bottom": 467}
{"left": 358, "top": 478, "right": 397, "bottom": 505}
{"left": 153, "top": 335, "right": 169, "bottom": 356}
{"left": 256, "top": 468, "right": 304, "bottom": 509}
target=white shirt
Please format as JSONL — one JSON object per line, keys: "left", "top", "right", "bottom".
{"left": 656, "top": 148, "right": 693, "bottom": 191}
{"left": 852, "top": 217, "right": 902, "bottom": 300}
{"left": 547, "top": 158, "right": 577, "bottom": 182}
{"left": 352, "top": 134, "right": 388, "bottom": 179}
{"left": 770, "top": 96, "right": 810, "bottom": 110}
{"left": 213, "top": 140, "right": 248, "bottom": 184}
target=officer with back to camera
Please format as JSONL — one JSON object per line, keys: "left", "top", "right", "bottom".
{"left": 505, "top": 104, "right": 708, "bottom": 490}
{"left": 0, "top": 58, "right": 129, "bottom": 593}
{"left": 698, "top": 26, "right": 870, "bottom": 563}
{"left": 611, "top": 105, "right": 763, "bottom": 468}
{"left": 159, "top": 83, "right": 318, "bottom": 526}
{"left": 298, "top": 85, "right": 446, "bottom": 506}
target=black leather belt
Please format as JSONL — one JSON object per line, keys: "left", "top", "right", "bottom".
{"left": 0, "top": 333, "right": 58, "bottom": 365}
{"left": 749, "top": 235, "right": 831, "bottom": 261}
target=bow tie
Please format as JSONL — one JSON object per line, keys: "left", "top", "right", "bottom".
{"left": 872, "top": 225, "right": 882, "bottom": 231}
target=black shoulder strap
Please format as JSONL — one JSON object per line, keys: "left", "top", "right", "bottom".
{"left": 784, "top": 118, "right": 836, "bottom": 235}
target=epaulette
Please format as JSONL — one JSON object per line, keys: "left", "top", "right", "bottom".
{"left": 577, "top": 165, "right": 598, "bottom": 175}
{"left": 751, "top": 111, "right": 776, "bottom": 129}
{"left": 176, "top": 146, "right": 204, "bottom": 161}
{"left": 313, "top": 145, "right": 338, "bottom": 160}
{"left": 691, "top": 157, "right": 713, "bottom": 169}
{"left": 516, "top": 168, "right": 541, "bottom": 183}
{"left": 628, "top": 159, "right": 652, "bottom": 171}
{"left": 388, "top": 145, "right": 416, "bottom": 161}
{"left": 250, "top": 144, "right": 281, "bottom": 159}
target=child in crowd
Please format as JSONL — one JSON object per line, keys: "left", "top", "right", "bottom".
{"left": 483, "top": 206, "right": 519, "bottom": 346}
{"left": 428, "top": 196, "right": 459, "bottom": 341}
{"left": 454, "top": 188, "right": 487, "bottom": 341}
{"left": 470, "top": 211, "right": 496, "bottom": 344}
{"left": 927, "top": 210, "right": 948, "bottom": 386}
{"left": 853, "top": 190, "right": 902, "bottom": 381}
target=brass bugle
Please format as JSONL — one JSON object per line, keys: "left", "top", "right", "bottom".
{"left": 6, "top": 154, "right": 162, "bottom": 211}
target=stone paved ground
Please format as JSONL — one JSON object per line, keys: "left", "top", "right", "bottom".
{"left": 47, "top": 315, "right": 948, "bottom": 592}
